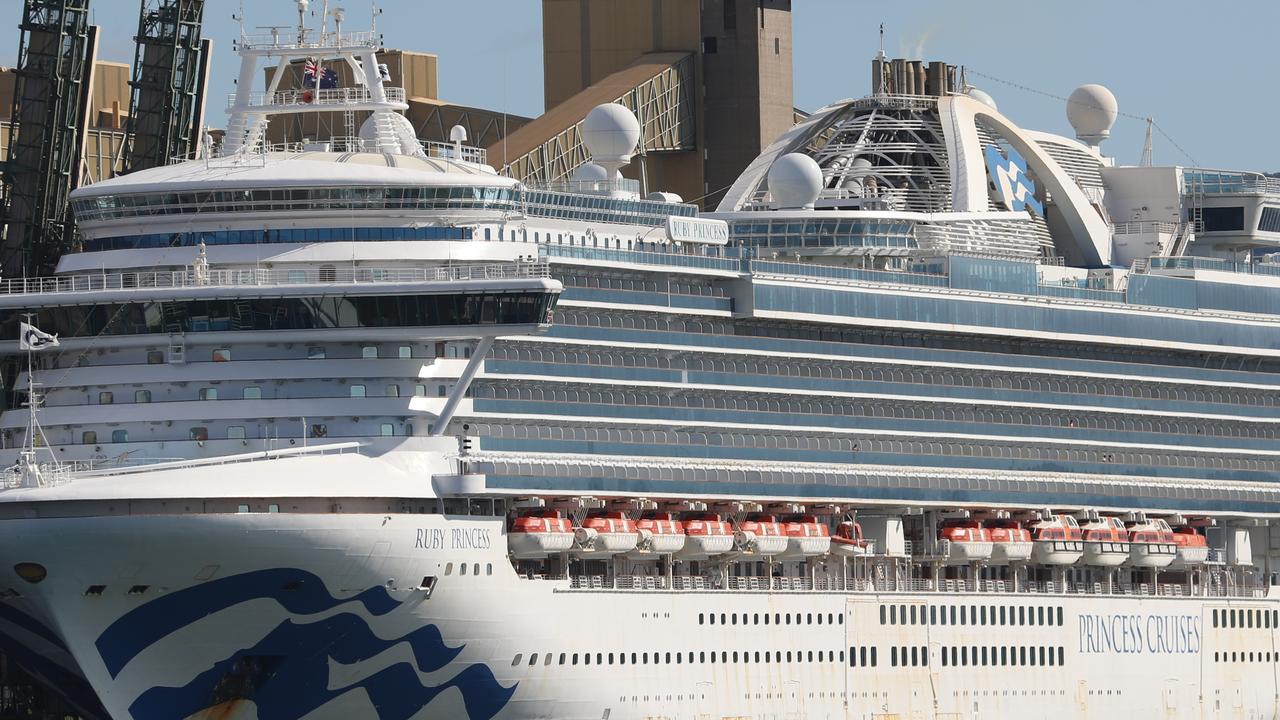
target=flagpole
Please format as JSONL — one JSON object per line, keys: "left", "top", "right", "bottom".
{"left": 18, "top": 313, "right": 61, "bottom": 487}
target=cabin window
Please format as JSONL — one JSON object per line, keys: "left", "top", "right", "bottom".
{"left": 98, "top": 391, "right": 113, "bottom": 405}
{"left": 239, "top": 386, "right": 261, "bottom": 400}
{"left": 414, "top": 384, "right": 427, "bottom": 397}
{"left": 459, "top": 563, "right": 467, "bottom": 576}
{"left": 879, "top": 605, "right": 886, "bottom": 625}
{"left": 189, "top": 427, "right": 208, "bottom": 441}
{"left": 350, "top": 384, "right": 366, "bottom": 397}
{"left": 907, "top": 607, "right": 915, "bottom": 625}
{"left": 147, "top": 350, "right": 164, "bottom": 364}
{"left": 398, "top": 346, "right": 412, "bottom": 358}
{"left": 1056, "top": 607, "right": 1064, "bottom": 626}
{"left": 929, "top": 606, "right": 936, "bottom": 625}
{"left": 528, "top": 653, "right": 537, "bottom": 666}
{"left": 511, "top": 654, "right": 522, "bottom": 666}
{"left": 135, "top": 390, "right": 151, "bottom": 403}
{"left": 361, "top": 346, "right": 378, "bottom": 359}
{"left": 199, "top": 387, "right": 217, "bottom": 400}
{"left": 212, "top": 348, "right": 231, "bottom": 362}
{"left": 227, "top": 426, "right": 246, "bottom": 440}
{"left": 112, "top": 429, "right": 128, "bottom": 443}
{"left": 307, "top": 346, "right": 326, "bottom": 359}
{"left": 82, "top": 431, "right": 97, "bottom": 444}
{"left": 890, "top": 647, "right": 897, "bottom": 667}
{"left": 385, "top": 385, "right": 400, "bottom": 398}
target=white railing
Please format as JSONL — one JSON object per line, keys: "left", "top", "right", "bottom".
{"left": 0, "top": 263, "right": 552, "bottom": 297}
{"left": 237, "top": 29, "right": 379, "bottom": 51}
{"left": 558, "top": 572, "right": 1264, "bottom": 599}
{"left": 1112, "top": 221, "right": 1180, "bottom": 235}
{"left": 228, "top": 86, "right": 406, "bottom": 111}
{"left": 420, "top": 140, "right": 488, "bottom": 166}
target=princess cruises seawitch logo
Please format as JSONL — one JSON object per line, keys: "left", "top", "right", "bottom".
{"left": 984, "top": 143, "right": 1044, "bottom": 217}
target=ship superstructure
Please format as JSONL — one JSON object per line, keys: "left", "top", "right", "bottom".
{"left": 2, "top": 8, "right": 1280, "bottom": 719}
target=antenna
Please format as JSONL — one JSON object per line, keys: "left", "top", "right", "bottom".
{"left": 878, "top": 23, "right": 885, "bottom": 59}
{"left": 1140, "top": 117, "right": 1154, "bottom": 167}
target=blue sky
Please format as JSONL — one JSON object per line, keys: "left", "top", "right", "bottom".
{"left": 1, "top": 0, "right": 1276, "bottom": 170}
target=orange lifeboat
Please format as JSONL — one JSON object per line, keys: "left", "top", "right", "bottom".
{"left": 678, "top": 513, "right": 735, "bottom": 559}
{"left": 939, "top": 519, "right": 993, "bottom": 564}
{"left": 629, "top": 512, "right": 687, "bottom": 555}
{"left": 736, "top": 514, "right": 788, "bottom": 556}
{"left": 1169, "top": 526, "right": 1210, "bottom": 569}
{"left": 1081, "top": 517, "right": 1130, "bottom": 567}
{"left": 1029, "top": 514, "right": 1084, "bottom": 565}
{"left": 508, "top": 510, "right": 575, "bottom": 559}
{"left": 831, "top": 520, "right": 872, "bottom": 558}
{"left": 1125, "top": 518, "right": 1177, "bottom": 568}
{"left": 779, "top": 515, "right": 831, "bottom": 559}
{"left": 986, "top": 519, "right": 1033, "bottom": 565}
{"left": 574, "top": 511, "right": 639, "bottom": 557}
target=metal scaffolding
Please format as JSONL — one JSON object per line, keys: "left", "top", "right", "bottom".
{"left": 123, "top": 0, "right": 208, "bottom": 173}
{"left": 0, "top": 0, "right": 95, "bottom": 277}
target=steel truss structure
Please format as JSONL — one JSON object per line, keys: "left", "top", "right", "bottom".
{"left": 123, "top": 0, "right": 208, "bottom": 173}
{"left": 500, "top": 53, "right": 696, "bottom": 186}
{"left": 1, "top": 0, "right": 94, "bottom": 277}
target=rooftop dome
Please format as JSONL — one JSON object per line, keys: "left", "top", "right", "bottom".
{"left": 1066, "top": 84, "right": 1118, "bottom": 147}
{"left": 768, "top": 153, "right": 823, "bottom": 209}
{"left": 582, "top": 103, "right": 641, "bottom": 167}
{"left": 966, "top": 87, "right": 998, "bottom": 111}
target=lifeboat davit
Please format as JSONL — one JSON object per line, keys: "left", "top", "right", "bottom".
{"left": 831, "top": 520, "right": 872, "bottom": 557}
{"left": 574, "top": 511, "right": 639, "bottom": 557}
{"left": 1081, "top": 517, "right": 1130, "bottom": 567}
{"left": 1168, "top": 526, "right": 1210, "bottom": 569}
{"left": 939, "top": 519, "right": 993, "bottom": 564}
{"left": 629, "top": 512, "right": 687, "bottom": 556}
{"left": 779, "top": 515, "right": 832, "bottom": 559}
{"left": 508, "top": 510, "right": 576, "bottom": 559}
{"left": 1029, "top": 514, "right": 1084, "bottom": 565}
{"left": 678, "top": 513, "right": 735, "bottom": 559}
{"left": 736, "top": 514, "right": 788, "bottom": 556}
{"left": 986, "top": 519, "right": 1033, "bottom": 565}
{"left": 1126, "top": 518, "right": 1177, "bottom": 568}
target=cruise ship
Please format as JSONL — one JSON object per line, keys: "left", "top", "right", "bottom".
{"left": 2, "top": 9, "right": 1280, "bottom": 720}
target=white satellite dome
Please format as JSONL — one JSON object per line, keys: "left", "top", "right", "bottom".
{"left": 966, "top": 87, "right": 998, "bottom": 111}
{"left": 1066, "top": 84, "right": 1118, "bottom": 146}
{"left": 571, "top": 162, "right": 613, "bottom": 183}
{"left": 358, "top": 112, "right": 421, "bottom": 155}
{"left": 768, "top": 153, "right": 823, "bottom": 209}
{"left": 582, "top": 103, "right": 641, "bottom": 167}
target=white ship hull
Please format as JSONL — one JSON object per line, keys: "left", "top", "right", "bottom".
{"left": 4, "top": 509, "right": 1278, "bottom": 720}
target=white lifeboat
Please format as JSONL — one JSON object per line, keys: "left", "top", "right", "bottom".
{"left": 1029, "top": 514, "right": 1084, "bottom": 565}
{"left": 736, "top": 514, "right": 788, "bottom": 556}
{"left": 778, "top": 515, "right": 831, "bottom": 559}
{"left": 628, "top": 512, "right": 686, "bottom": 556}
{"left": 986, "top": 519, "right": 1033, "bottom": 565}
{"left": 939, "top": 520, "right": 993, "bottom": 564}
{"left": 830, "top": 520, "right": 872, "bottom": 558}
{"left": 508, "top": 510, "right": 576, "bottom": 559}
{"left": 1125, "top": 518, "right": 1177, "bottom": 568}
{"left": 678, "top": 513, "right": 735, "bottom": 559}
{"left": 1168, "top": 526, "right": 1210, "bottom": 570}
{"left": 1081, "top": 517, "right": 1130, "bottom": 567}
{"left": 574, "top": 511, "right": 639, "bottom": 557}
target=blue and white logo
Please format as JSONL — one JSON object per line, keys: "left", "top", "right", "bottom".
{"left": 984, "top": 143, "right": 1043, "bottom": 217}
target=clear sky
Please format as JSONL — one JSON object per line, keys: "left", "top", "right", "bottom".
{"left": 2, "top": 0, "right": 1276, "bottom": 170}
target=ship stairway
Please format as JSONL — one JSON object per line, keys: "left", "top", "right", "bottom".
{"left": 166, "top": 336, "right": 186, "bottom": 364}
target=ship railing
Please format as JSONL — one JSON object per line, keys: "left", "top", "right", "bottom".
{"left": 1112, "top": 221, "right": 1181, "bottom": 236}
{"left": 228, "top": 86, "right": 407, "bottom": 111}
{"left": 237, "top": 29, "right": 379, "bottom": 51}
{"left": 0, "top": 263, "right": 551, "bottom": 298}
{"left": 75, "top": 442, "right": 363, "bottom": 479}
{"left": 559, "top": 572, "right": 1265, "bottom": 598}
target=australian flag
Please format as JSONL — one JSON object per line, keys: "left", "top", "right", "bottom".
{"left": 303, "top": 58, "right": 339, "bottom": 90}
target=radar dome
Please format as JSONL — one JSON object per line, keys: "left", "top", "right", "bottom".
{"left": 582, "top": 103, "right": 641, "bottom": 168}
{"left": 966, "top": 87, "right": 998, "bottom": 111}
{"left": 358, "top": 112, "right": 421, "bottom": 156}
{"left": 768, "top": 153, "right": 823, "bottom": 209}
{"left": 1066, "top": 84, "right": 1118, "bottom": 146}
{"left": 571, "top": 162, "right": 613, "bottom": 183}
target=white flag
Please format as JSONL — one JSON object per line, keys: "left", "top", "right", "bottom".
{"left": 19, "top": 322, "right": 59, "bottom": 351}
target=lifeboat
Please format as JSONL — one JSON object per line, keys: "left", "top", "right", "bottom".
{"left": 831, "top": 520, "right": 872, "bottom": 557}
{"left": 736, "top": 514, "right": 788, "bottom": 556}
{"left": 1029, "top": 514, "right": 1084, "bottom": 565}
{"left": 1126, "top": 518, "right": 1177, "bottom": 568}
{"left": 939, "top": 520, "right": 993, "bottom": 564}
{"left": 573, "top": 511, "right": 639, "bottom": 557}
{"left": 1081, "top": 517, "right": 1130, "bottom": 567}
{"left": 986, "top": 519, "right": 1033, "bottom": 565}
{"left": 1168, "top": 526, "right": 1210, "bottom": 569}
{"left": 508, "top": 510, "right": 576, "bottom": 559}
{"left": 678, "top": 513, "right": 735, "bottom": 559}
{"left": 629, "top": 512, "right": 687, "bottom": 555}
{"left": 779, "top": 515, "right": 832, "bottom": 559}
